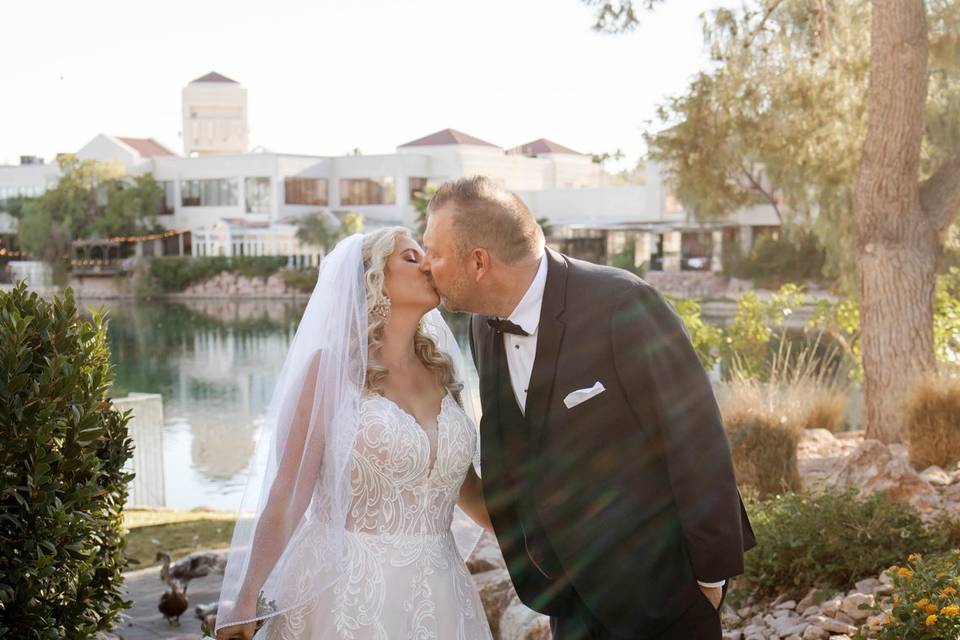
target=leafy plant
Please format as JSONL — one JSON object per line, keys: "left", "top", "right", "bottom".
{"left": 0, "top": 282, "right": 135, "bottom": 637}
{"left": 742, "top": 489, "right": 938, "bottom": 598}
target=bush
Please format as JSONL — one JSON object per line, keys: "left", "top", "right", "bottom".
{"left": 742, "top": 489, "right": 939, "bottom": 598}
{"left": 906, "top": 374, "right": 960, "bottom": 471}
{"left": 721, "top": 394, "right": 802, "bottom": 496}
{"left": 148, "top": 255, "right": 229, "bottom": 291}
{"left": 281, "top": 267, "right": 319, "bottom": 294}
{"left": 860, "top": 552, "right": 960, "bottom": 640}
{"left": 231, "top": 256, "right": 288, "bottom": 280}
{"left": 725, "top": 227, "right": 827, "bottom": 289}
{"left": 0, "top": 282, "right": 134, "bottom": 636}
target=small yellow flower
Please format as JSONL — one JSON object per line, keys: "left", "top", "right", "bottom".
{"left": 926, "top": 603, "right": 939, "bottom": 614}
{"left": 909, "top": 553, "right": 922, "bottom": 563}
{"left": 893, "top": 594, "right": 902, "bottom": 606}
{"left": 917, "top": 598, "right": 931, "bottom": 609}
{"left": 926, "top": 614, "right": 938, "bottom": 626}
{"left": 942, "top": 587, "right": 957, "bottom": 598}
{"left": 899, "top": 567, "right": 914, "bottom": 579}
{"left": 952, "top": 549, "right": 960, "bottom": 556}
{"left": 885, "top": 614, "right": 896, "bottom": 624}
{"left": 941, "top": 604, "right": 960, "bottom": 617}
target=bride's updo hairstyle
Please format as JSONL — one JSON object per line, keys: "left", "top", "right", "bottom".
{"left": 361, "top": 227, "right": 463, "bottom": 402}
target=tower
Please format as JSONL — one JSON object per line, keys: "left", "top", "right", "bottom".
{"left": 181, "top": 71, "right": 249, "bottom": 156}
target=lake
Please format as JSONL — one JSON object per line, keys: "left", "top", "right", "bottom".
{"left": 83, "top": 298, "right": 477, "bottom": 511}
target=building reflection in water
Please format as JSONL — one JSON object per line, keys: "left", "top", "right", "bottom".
{"left": 92, "top": 298, "right": 479, "bottom": 511}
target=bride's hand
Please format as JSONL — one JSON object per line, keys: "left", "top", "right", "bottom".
{"left": 216, "top": 620, "right": 256, "bottom": 640}
{"left": 215, "top": 596, "right": 259, "bottom": 640}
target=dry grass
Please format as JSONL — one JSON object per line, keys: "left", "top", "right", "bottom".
{"left": 719, "top": 335, "right": 850, "bottom": 496}
{"left": 906, "top": 373, "right": 960, "bottom": 471}
{"left": 720, "top": 383, "right": 804, "bottom": 497}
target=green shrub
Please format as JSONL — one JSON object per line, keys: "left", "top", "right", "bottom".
{"left": 148, "top": 255, "right": 229, "bottom": 291}
{"left": 725, "top": 227, "right": 827, "bottom": 289}
{"left": 858, "top": 552, "right": 960, "bottom": 640}
{"left": 742, "top": 489, "right": 939, "bottom": 598}
{"left": 231, "top": 256, "right": 288, "bottom": 280}
{"left": 0, "top": 282, "right": 134, "bottom": 637}
{"left": 281, "top": 267, "right": 319, "bottom": 294}
{"left": 906, "top": 374, "right": 960, "bottom": 471}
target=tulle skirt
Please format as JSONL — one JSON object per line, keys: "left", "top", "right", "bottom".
{"left": 257, "top": 528, "right": 494, "bottom": 640}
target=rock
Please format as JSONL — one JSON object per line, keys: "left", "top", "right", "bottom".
{"left": 808, "top": 615, "right": 857, "bottom": 635}
{"left": 770, "top": 616, "right": 808, "bottom": 637}
{"left": 802, "top": 606, "right": 820, "bottom": 617}
{"left": 839, "top": 593, "right": 875, "bottom": 621}
{"left": 466, "top": 532, "right": 507, "bottom": 574}
{"left": 499, "top": 595, "right": 550, "bottom": 640}
{"left": 854, "top": 578, "right": 881, "bottom": 595}
{"left": 820, "top": 597, "right": 842, "bottom": 617}
{"left": 796, "top": 588, "right": 820, "bottom": 612}
{"left": 824, "top": 439, "right": 941, "bottom": 511}
{"left": 775, "top": 600, "right": 798, "bottom": 610}
{"left": 802, "top": 625, "right": 829, "bottom": 640}
{"left": 472, "top": 569, "right": 515, "bottom": 634}
{"left": 722, "top": 631, "right": 743, "bottom": 640}
{"left": 920, "top": 465, "right": 953, "bottom": 486}
{"left": 738, "top": 606, "right": 755, "bottom": 619}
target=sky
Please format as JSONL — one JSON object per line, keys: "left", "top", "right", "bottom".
{"left": 2, "top": 0, "right": 726, "bottom": 171}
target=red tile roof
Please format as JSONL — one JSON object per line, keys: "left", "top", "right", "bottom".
{"left": 117, "top": 137, "right": 177, "bottom": 157}
{"left": 508, "top": 138, "right": 583, "bottom": 156}
{"left": 398, "top": 128, "right": 500, "bottom": 148}
{"left": 190, "top": 71, "right": 239, "bottom": 84}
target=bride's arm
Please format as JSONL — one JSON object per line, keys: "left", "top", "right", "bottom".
{"left": 232, "top": 350, "right": 326, "bottom": 613}
{"left": 457, "top": 465, "right": 494, "bottom": 532}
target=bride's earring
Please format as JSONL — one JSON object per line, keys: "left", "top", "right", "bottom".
{"left": 372, "top": 295, "right": 392, "bottom": 320}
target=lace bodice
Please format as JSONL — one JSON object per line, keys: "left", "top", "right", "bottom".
{"left": 345, "top": 391, "right": 477, "bottom": 537}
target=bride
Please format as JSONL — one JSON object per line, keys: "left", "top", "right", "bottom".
{"left": 214, "top": 228, "right": 495, "bottom": 639}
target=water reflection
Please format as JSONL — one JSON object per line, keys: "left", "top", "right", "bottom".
{"left": 81, "top": 299, "right": 478, "bottom": 510}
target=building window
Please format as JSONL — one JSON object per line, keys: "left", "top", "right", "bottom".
{"left": 409, "top": 177, "right": 429, "bottom": 200}
{"left": 181, "top": 178, "right": 238, "bottom": 207}
{"left": 245, "top": 177, "right": 272, "bottom": 214}
{"left": 284, "top": 178, "right": 328, "bottom": 205}
{"left": 160, "top": 181, "right": 175, "bottom": 215}
{"left": 340, "top": 177, "right": 396, "bottom": 206}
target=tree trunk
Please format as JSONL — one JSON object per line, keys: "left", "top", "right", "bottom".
{"left": 856, "top": 0, "right": 938, "bottom": 443}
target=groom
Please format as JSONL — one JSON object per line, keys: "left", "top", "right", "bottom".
{"left": 420, "top": 176, "right": 756, "bottom": 639}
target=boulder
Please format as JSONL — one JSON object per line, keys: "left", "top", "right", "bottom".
{"left": 823, "top": 439, "right": 941, "bottom": 511}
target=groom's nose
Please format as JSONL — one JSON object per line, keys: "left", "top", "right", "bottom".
{"left": 419, "top": 258, "right": 431, "bottom": 274}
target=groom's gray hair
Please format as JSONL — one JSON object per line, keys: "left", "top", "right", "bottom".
{"left": 427, "top": 175, "right": 545, "bottom": 265}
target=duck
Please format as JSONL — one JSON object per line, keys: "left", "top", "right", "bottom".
{"left": 158, "top": 582, "right": 189, "bottom": 625}
{"left": 155, "top": 550, "right": 224, "bottom": 590}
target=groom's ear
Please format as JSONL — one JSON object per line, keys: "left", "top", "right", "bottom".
{"left": 470, "top": 248, "right": 491, "bottom": 282}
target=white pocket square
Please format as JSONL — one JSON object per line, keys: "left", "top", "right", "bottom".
{"left": 563, "top": 381, "right": 606, "bottom": 409}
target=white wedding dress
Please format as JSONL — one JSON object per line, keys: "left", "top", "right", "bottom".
{"left": 257, "top": 390, "right": 494, "bottom": 640}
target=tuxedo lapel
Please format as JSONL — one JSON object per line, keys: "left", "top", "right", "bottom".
{"left": 476, "top": 316, "right": 506, "bottom": 472}
{"left": 526, "top": 249, "right": 568, "bottom": 447}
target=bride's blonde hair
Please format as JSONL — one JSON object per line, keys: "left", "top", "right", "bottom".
{"left": 362, "top": 227, "right": 463, "bottom": 401}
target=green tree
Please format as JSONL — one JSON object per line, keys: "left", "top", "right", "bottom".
{"left": 295, "top": 211, "right": 363, "bottom": 255}
{"left": 412, "top": 184, "right": 438, "bottom": 241}
{"left": 587, "top": 0, "right": 960, "bottom": 442}
{"left": 16, "top": 156, "right": 167, "bottom": 283}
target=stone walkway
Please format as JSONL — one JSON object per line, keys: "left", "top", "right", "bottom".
{"left": 113, "top": 564, "right": 224, "bottom": 640}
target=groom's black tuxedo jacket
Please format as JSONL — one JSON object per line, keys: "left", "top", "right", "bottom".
{"left": 469, "top": 248, "right": 756, "bottom": 637}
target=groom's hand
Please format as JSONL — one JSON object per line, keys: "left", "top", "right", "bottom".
{"left": 699, "top": 584, "right": 722, "bottom": 611}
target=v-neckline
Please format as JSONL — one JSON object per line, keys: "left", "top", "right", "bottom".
{"left": 373, "top": 390, "right": 449, "bottom": 479}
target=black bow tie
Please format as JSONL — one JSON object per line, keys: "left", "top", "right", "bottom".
{"left": 487, "top": 318, "right": 530, "bottom": 336}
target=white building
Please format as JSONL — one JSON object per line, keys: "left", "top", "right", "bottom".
{"left": 0, "top": 71, "right": 780, "bottom": 272}
{"left": 182, "top": 72, "right": 250, "bottom": 157}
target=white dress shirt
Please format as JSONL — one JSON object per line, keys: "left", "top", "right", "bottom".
{"left": 496, "top": 251, "right": 725, "bottom": 590}
{"left": 500, "top": 253, "right": 548, "bottom": 414}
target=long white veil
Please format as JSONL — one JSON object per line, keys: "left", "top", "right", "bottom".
{"left": 214, "top": 233, "right": 483, "bottom": 634}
